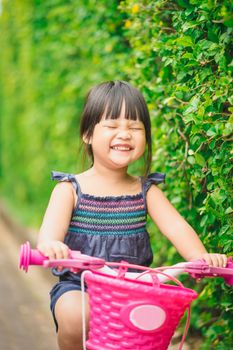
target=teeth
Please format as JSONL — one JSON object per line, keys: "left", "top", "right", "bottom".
{"left": 112, "top": 146, "right": 131, "bottom": 151}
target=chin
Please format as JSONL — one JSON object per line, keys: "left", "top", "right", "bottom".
{"left": 110, "top": 161, "right": 130, "bottom": 169}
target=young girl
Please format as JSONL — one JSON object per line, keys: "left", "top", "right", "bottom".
{"left": 37, "top": 80, "right": 227, "bottom": 350}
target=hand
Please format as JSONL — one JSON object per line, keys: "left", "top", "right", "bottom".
{"left": 198, "top": 253, "right": 228, "bottom": 268}
{"left": 37, "top": 240, "right": 70, "bottom": 260}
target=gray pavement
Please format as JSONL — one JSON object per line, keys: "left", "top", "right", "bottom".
{"left": 0, "top": 218, "right": 57, "bottom": 350}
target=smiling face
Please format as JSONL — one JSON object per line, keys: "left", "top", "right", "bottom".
{"left": 89, "top": 102, "right": 146, "bottom": 170}
{"left": 80, "top": 81, "right": 152, "bottom": 175}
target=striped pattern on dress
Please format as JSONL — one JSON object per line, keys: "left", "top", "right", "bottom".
{"left": 68, "top": 193, "right": 146, "bottom": 236}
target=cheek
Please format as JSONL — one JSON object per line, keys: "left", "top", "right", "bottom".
{"left": 94, "top": 126, "right": 112, "bottom": 139}
{"left": 91, "top": 130, "right": 112, "bottom": 150}
{"left": 138, "top": 134, "right": 146, "bottom": 148}
{"left": 141, "top": 141, "right": 146, "bottom": 154}
{"left": 135, "top": 138, "right": 146, "bottom": 157}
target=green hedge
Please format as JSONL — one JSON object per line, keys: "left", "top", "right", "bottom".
{"left": 0, "top": 0, "right": 232, "bottom": 348}
{"left": 119, "top": 0, "right": 232, "bottom": 348}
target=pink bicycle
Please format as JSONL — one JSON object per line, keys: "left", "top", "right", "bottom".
{"left": 19, "top": 241, "right": 233, "bottom": 350}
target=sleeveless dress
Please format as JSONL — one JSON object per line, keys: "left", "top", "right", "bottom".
{"left": 49, "top": 170, "right": 165, "bottom": 329}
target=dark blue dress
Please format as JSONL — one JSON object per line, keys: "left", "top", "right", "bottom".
{"left": 49, "top": 171, "right": 165, "bottom": 329}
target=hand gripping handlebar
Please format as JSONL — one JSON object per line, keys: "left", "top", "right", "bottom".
{"left": 19, "top": 241, "right": 233, "bottom": 285}
{"left": 183, "top": 259, "right": 233, "bottom": 285}
{"left": 19, "top": 241, "right": 105, "bottom": 272}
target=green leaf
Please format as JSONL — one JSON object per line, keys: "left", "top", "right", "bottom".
{"left": 176, "top": 35, "right": 194, "bottom": 47}
{"left": 206, "top": 129, "right": 217, "bottom": 137}
{"left": 225, "top": 207, "right": 233, "bottom": 214}
{"left": 200, "top": 214, "right": 209, "bottom": 228}
{"left": 187, "top": 155, "right": 195, "bottom": 165}
{"left": 198, "top": 39, "right": 215, "bottom": 50}
{"left": 195, "top": 153, "right": 206, "bottom": 166}
{"left": 223, "top": 123, "right": 233, "bottom": 136}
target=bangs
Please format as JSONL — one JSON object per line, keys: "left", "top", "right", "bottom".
{"left": 82, "top": 81, "right": 149, "bottom": 129}
{"left": 103, "top": 81, "right": 147, "bottom": 123}
{"left": 104, "top": 85, "right": 139, "bottom": 121}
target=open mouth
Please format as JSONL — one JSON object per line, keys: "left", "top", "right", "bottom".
{"left": 111, "top": 145, "right": 133, "bottom": 151}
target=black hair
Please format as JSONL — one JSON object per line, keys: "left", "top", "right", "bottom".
{"left": 80, "top": 80, "right": 152, "bottom": 175}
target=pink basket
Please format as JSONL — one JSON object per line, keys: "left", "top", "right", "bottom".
{"left": 84, "top": 270, "right": 198, "bottom": 350}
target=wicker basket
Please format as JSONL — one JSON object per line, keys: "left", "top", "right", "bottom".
{"left": 84, "top": 270, "right": 198, "bottom": 350}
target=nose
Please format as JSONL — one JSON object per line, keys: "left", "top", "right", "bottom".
{"left": 116, "top": 128, "right": 132, "bottom": 140}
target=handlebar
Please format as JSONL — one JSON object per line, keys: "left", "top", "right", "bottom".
{"left": 19, "top": 241, "right": 105, "bottom": 272}
{"left": 19, "top": 241, "right": 233, "bottom": 285}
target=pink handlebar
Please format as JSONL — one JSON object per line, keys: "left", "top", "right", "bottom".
{"left": 184, "top": 259, "right": 233, "bottom": 286}
{"left": 19, "top": 242, "right": 233, "bottom": 285}
{"left": 19, "top": 241, "right": 105, "bottom": 272}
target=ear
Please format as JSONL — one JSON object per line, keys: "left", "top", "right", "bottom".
{"left": 82, "top": 134, "right": 92, "bottom": 144}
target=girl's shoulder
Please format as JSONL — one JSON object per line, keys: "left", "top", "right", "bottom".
{"left": 142, "top": 172, "right": 166, "bottom": 193}
{"left": 51, "top": 170, "right": 78, "bottom": 186}
{"left": 51, "top": 170, "right": 80, "bottom": 194}
{"left": 51, "top": 171, "right": 80, "bottom": 207}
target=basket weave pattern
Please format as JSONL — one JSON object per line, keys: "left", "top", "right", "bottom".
{"left": 85, "top": 271, "right": 197, "bottom": 350}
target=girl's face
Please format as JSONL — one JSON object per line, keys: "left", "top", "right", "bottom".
{"left": 87, "top": 102, "right": 146, "bottom": 170}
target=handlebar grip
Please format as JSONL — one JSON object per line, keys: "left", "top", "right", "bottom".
{"left": 186, "top": 258, "right": 233, "bottom": 286}
{"left": 19, "top": 241, "right": 47, "bottom": 272}
{"left": 19, "top": 241, "right": 105, "bottom": 272}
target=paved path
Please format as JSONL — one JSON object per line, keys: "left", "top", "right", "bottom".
{"left": 0, "top": 218, "right": 57, "bottom": 350}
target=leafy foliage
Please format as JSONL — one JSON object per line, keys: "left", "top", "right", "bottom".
{"left": 119, "top": 0, "right": 233, "bottom": 347}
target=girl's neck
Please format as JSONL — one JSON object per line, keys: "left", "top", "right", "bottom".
{"left": 77, "top": 164, "right": 140, "bottom": 197}
{"left": 87, "top": 164, "right": 130, "bottom": 183}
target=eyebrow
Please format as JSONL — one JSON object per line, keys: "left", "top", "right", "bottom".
{"left": 102, "top": 119, "right": 117, "bottom": 124}
{"left": 128, "top": 120, "right": 143, "bottom": 125}
{"left": 101, "top": 120, "right": 144, "bottom": 130}
{"left": 102, "top": 119, "right": 142, "bottom": 125}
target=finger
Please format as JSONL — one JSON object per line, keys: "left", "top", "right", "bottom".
{"left": 210, "top": 254, "right": 226, "bottom": 268}
{"left": 54, "top": 245, "right": 66, "bottom": 260}
{"left": 202, "top": 254, "right": 212, "bottom": 266}
{"left": 46, "top": 247, "right": 57, "bottom": 260}
{"left": 60, "top": 244, "right": 70, "bottom": 259}
{"left": 218, "top": 254, "right": 228, "bottom": 268}
{"left": 209, "top": 254, "right": 220, "bottom": 267}
{"left": 222, "top": 254, "right": 228, "bottom": 268}
{"left": 37, "top": 243, "right": 50, "bottom": 257}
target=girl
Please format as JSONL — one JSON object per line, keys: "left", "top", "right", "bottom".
{"left": 37, "top": 80, "right": 227, "bottom": 350}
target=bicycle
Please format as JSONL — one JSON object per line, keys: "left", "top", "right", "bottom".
{"left": 19, "top": 241, "right": 233, "bottom": 350}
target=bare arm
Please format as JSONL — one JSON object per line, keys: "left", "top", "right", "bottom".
{"left": 37, "top": 182, "right": 76, "bottom": 259}
{"left": 147, "top": 185, "right": 227, "bottom": 267}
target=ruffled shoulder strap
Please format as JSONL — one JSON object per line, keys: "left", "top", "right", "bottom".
{"left": 141, "top": 172, "right": 165, "bottom": 213}
{"left": 142, "top": 172, "right": 166, "bottom": 195}
{"left": 51, "top": 171, "right": 80, "bottom": 194}
{"left": 51, "top": 171, "right": 74, "bottom": 182}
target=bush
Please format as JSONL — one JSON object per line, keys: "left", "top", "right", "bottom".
{"left": 119, "top": 0, "right": 233, "bottom": 347}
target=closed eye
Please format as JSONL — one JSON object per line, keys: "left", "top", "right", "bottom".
{"left": 129, "top": 121, "right": 144, "bottom": 130}
{"left": 130, "top": 127, "right": 143, "bottom": 130}
{"left": 104, "top": 125, "right": 117, "bottom": 129}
